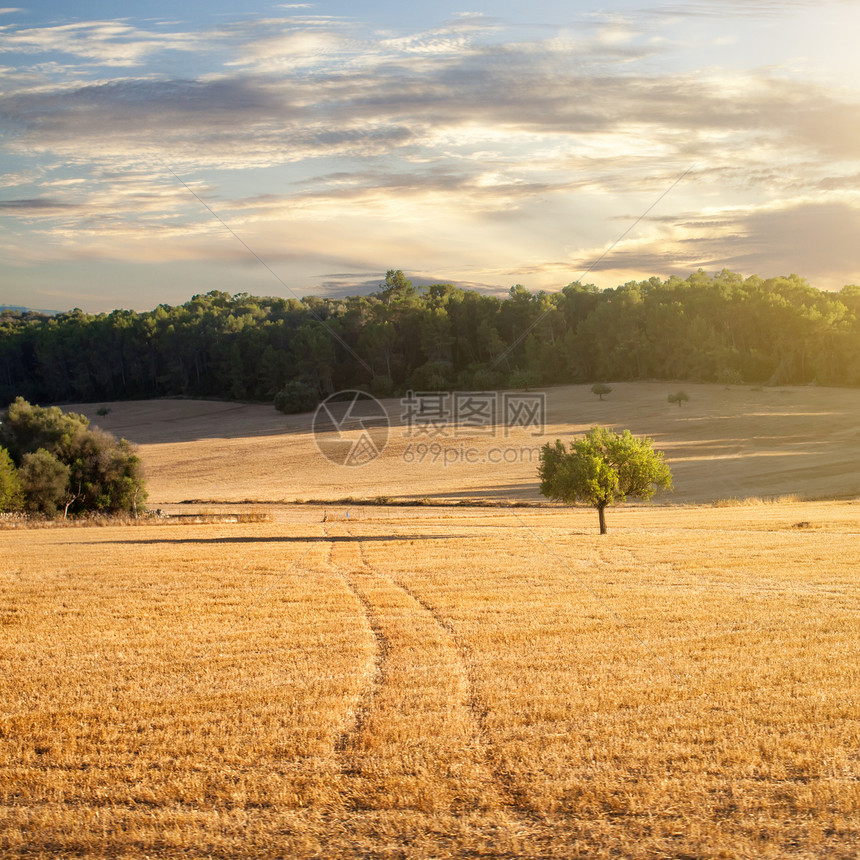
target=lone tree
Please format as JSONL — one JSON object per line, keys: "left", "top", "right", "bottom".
{"left": 668, "top": 390, "right": 690, "bottom": 408}
{"left": 539, "top": 427, "right": 673, "bottom": 534}
{"left": 591, "top": 382, "right": 612, "bottom": 401}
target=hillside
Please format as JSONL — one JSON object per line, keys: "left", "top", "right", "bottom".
{"left": 70, "top": 382, "right": 860, "bottom": 507}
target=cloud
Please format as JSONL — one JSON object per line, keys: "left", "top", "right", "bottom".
{"left": 644, "top": 0, "right": 851, "bottom": 18}
{"left": 580, "top": 199, "right": 860, "bottom": 290}
{"left": 0, "top": 197, "right": 80, "bottom": 211}
{"left": 3, "top": 13, "right": 855, "bottom": 180}
{"left": 227, "top": 24, "right": 362, "bottom": 72}
{"left": 0, "top": 21, "right": 212, "bottom": 66}
{"left": 4, "top": 11, "right": 860, "bottom": 297}
{"left": 5, "top": 54, "right": 856, "bottom": 171}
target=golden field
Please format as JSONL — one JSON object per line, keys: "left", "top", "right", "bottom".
{"left": 72, "top": 381, "right": 860, "bottom": 506}
{"left": 2, "top": 383, "right": 859, "bottom": 858}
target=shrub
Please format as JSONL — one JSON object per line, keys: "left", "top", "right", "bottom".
{"left": 369, "top": 375, "right": 394, "bottom": 398}
{"left": 0, "top": 397, "right": 147, "bottom": 517}
{"left": 274, "top": 381, "right": 320, "bottom": 414}
{"left": 19, "top": 448, "right": 70, "bottom": 517}
{"left": 407, "top": 361, "right": 455, "bottom": 391}
{"left": 0, "top": 447, "right": 23, "bottom": 513}
{"left": 509, "top": 369, "right": 542, "bottom": 391}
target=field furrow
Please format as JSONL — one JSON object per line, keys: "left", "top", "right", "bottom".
{"left": 325, "top": 526, "right": 506, "bottom": 814}
{"left": 326, "top": 531, "right": 390, "bottom": 761}
{"left": 382, "top": 560, "right": 540, "bottom": 819}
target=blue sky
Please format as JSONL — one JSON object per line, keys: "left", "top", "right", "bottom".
{"left": 2, "top": 1, "right": 860, "bottom": 312}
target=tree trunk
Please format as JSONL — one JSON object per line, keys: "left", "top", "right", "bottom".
{"left": 598, "top": 505, "right": 607, "bottom": 535}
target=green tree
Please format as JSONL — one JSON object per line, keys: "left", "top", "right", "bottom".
{"left": 668, "top": 391, "right": 690, "bottom": 407}
{"left": 18, "top": 448, "right": 69, "bottom": 517}
{"left": 591, "top": 382, "right": 612, "bottom": 401}
{"left": 1, "top": 398, "right": 146, "bottom": 517}
{"left": 377, "top": 270, "right": 417, "bottom": 305}
{"left": 539, "top": 427, "right": 673, "bottom": 534}
{"left": 0, "top": 447, "right": 23, "bottom": 512}
{"left": 0, "top": 397, "right": 89, "bottom": 463}
{"left": 274, "top": 380, "right": 320, "bottom": 414}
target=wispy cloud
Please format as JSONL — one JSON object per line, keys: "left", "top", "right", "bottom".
{"left": 3, "top": 7, "right": 860, "bottom": 305}
{"left": 0, "top": 20, "right": 213, "bottom": 66}
{"left": 644, "top": 0, "right": 857, "bottom": 17}
{"left": 0, "top": 197, "right": 81, "bottom": 211}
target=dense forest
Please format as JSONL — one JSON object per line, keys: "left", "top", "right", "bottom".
{"left": 3, "top": 269, "right": 860, "bottom": 407}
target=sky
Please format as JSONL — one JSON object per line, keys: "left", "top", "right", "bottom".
{"left": 2, "top": 0, "right": 860, "bottom": 312}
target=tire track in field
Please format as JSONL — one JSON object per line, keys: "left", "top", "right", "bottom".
{"left": 321, "top": 530, "right": 388, "bottom": 760}
{"left": 378, "top": 561, "right": 536, "bottom": 818}
{"left": 325, "top": 525, "right": 508, "bottom": 813}
{"left": 350, "top": 530, "right": 536, "bottom": 819}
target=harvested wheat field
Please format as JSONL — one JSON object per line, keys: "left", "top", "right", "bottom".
{"left": 3, "top": 382, "right": 860, "bottom": 858}
{"left": 71, "top": 382, "right": 860, "bottom": 507}
{"left": 2, "top": 501, "right": 859, "bottom": 859}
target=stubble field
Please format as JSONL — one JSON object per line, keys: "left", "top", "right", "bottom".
{"left": 2, "top": 383, "right": 859, "bottom": 858}
{"left": 73, "top": 381, "right": 860, "bottom": 505}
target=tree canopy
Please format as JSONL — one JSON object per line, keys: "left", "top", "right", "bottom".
{"left": 1, "top": 270, "right": 859, "bottom": 407}
{"left": 0, "top": 446, "right": 23, "bottom": 513}
{"left": 539, "top": 427, "right": 673, "bottom": 534}
{"left": 0, "top": 398, "right": 146, "bottom": 517}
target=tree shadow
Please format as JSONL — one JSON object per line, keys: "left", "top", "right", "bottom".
{"left": 77, "top": 533, "right": 470, "bottom": 546}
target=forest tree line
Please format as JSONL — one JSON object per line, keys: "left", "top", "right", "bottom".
{"left": 3, "top": 269, "right": 860, "bottom": 408}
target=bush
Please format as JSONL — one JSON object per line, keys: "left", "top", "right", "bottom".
{"left": 0, "top": 397, "right": 147, "bottom": 518}
{"left": 508, "top": 369, "right": 542, "bottom": 390}
{"left": 274, "top": 381, "right": 320, "bottom": 414}
{"left": 0, "top": 447, "right": 23, "bottom": 513}
{"left": 455, "top": 364, "right": 506, "bottom": 391}
{"left": 19, "top": 448, "right": 70, "bottom": 517}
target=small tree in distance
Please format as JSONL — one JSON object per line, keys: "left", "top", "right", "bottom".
{"left": 668, "top": 390, "right": 690, "bottom": 408}
{"left": 591, "top": 383, "right": 612, "bottom": 401}
{"left": 539, "top": 427, "right": 673, "bottom": 534}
